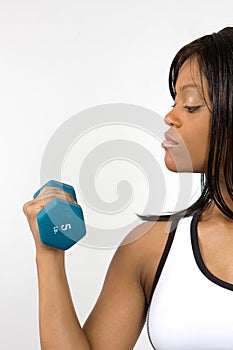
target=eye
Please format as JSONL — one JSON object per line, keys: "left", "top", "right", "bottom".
{"left": 184, "top": 105, "right": 203, "bottom": 113}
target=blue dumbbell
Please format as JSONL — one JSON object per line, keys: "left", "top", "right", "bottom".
{"left": 33, "top": 180, "right": 86, "bottom": 250}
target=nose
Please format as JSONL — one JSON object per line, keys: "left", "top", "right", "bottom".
{"left": 164, "top": 109, "right": 182, "bottom": 128}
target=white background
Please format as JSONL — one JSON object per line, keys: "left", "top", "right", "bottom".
{"left": 0, "top": 0, "right": 232, "bottom": 349}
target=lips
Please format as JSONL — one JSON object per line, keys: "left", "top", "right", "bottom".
{"left": 161, "top": 132, "right": 179, "bottom": 148}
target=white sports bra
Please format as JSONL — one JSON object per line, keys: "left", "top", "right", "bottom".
{"left": 147, "top": 215, "right": 233, "bottom": 350}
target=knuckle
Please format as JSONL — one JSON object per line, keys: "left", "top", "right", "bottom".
{"left": 23, "top": 201, "right": 36, "bottom": 217}
{"left": 23, "top": 202, "right": 30, "bottom": 215}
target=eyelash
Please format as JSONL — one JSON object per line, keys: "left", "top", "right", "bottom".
{"left": 184, "top": 105, "right": 201, "bottom": 113}
{"left": 171, "top": 104, "right": 202, "bottom": 114}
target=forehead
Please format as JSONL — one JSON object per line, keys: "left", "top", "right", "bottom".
{"left": 175, "top": 57, "right": 205, "bottom": 92}
{"left": 174, "top": 57, "right": 211, "bottom": 106}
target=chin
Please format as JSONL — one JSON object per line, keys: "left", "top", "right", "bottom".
{"left": 164, "top": 160, "right": 178, "bottom": 172}
{"left": 164, "top": 152, "right": 194, "bottom": 173}
{"left": 164, "top": 157, "right": 206, "bottom": 173}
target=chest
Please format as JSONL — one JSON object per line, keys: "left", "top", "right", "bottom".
{"left": 147, "top": 216, "right": 233, "bottom": 349}
{"left": 197, "top": 220, "right": 233, "bottom": 284}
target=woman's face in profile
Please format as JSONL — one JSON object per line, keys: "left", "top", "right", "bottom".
{"left": 162, "top": 57, "right": 212, "bottom": 173}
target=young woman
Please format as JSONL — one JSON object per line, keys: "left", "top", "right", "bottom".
{"left": 23, "top": 27, "right": 233, "bottom": 349}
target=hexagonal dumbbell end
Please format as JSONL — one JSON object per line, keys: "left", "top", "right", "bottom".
{"left": 33, "top": 180, "right": 86, "bottom": 250}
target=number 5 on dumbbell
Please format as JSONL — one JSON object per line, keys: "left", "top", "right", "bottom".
{"left": 33, "top": 180, "right": 86, "bottom": 250}
{"left": 53, "top": 224, "right": 72, "bottom": 234}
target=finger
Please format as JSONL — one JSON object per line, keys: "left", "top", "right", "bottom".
{"left": 36, "top": 186, "right": 77, "bottom": 204}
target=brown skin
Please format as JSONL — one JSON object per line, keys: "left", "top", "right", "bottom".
{"left": 23, "top": 57, "right": 233, "bottom": 349}
{"left": 163, "top": 57, "right": 211, "bottom": 174}
{"left": 163, "top": 57, "right": 233, "bottom": 284}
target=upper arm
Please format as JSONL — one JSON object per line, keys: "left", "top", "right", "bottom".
{"left": 82, "top": 221, "right": 156, "bottom": 350}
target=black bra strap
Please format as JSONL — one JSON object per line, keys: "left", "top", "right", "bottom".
{"left": 147, "top": 216, "right": 180, "bottom": 306}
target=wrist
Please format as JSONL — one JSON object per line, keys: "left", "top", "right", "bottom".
{"left": 36, "top": 248, "right": 65, "bottom": 266}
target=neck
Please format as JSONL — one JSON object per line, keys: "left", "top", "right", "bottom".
{"left": 202, "top": 175, "right": 233, "bottom": 223}
{"left": 202, "top": 203, "right": 232, "bottom": 223}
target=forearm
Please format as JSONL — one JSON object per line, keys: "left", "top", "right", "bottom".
{"left": 36, "top": 251, "right": 91, "bottom": 350}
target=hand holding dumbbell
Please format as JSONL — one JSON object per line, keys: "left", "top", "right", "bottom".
{"left": 23, "top": 180, "right": 86, "bottom": 250}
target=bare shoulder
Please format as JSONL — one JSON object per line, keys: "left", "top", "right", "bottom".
{"left": 122, "top": 219, "right": 172, "bottom": 245}
{"left": 119, "top": 219, "right": 172, "bottom": 260}
{"left": 115, "top": 219, "right": 173, "bottom": 306}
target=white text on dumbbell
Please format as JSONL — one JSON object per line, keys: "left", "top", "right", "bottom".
{"left": 53, "top": 224, "right": 72, "bottom": 234}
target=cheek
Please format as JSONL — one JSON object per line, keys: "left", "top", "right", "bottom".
{"left": 189, "top": 143, "right": 209, "bottom": 172}
{"left": 185, "top": 130, "right": 210, "bottom": 171}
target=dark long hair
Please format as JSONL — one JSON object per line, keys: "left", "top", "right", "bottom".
{"left": 138, "top": 27, "right": 233, "bottom": 222}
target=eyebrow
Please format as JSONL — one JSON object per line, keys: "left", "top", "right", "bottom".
{"left": 180, "top": 84, "right": 200, "bottom": 91}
